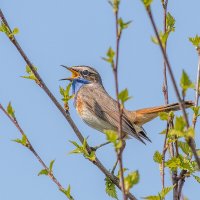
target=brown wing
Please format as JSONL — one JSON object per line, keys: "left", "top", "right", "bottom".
{"left": 79, "top": 84, "right": 151, "bottom": 143}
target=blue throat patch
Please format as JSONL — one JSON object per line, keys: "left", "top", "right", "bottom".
{"left": 72, "top": 78, "right": 90, "bottom": 95}
{"left": 72, "top": 78, "right": 90, "bottom": 106}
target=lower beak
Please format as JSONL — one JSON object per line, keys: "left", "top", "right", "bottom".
{"left": 60, "top": 65, "right": 80, "bottom": 81}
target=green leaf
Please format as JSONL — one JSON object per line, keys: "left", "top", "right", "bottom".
{"left": 143, "top": 186, "right": 174, "bottom": 200}
{"left": 105, "top": 177, "right": 118, "bottom": 199}
{"left": 60, "top": 185, "right": 74, "bottom": 200}
{"left": 102, "top": 47, "right": 115, "bottom": 64}
{"left": 191, "top": 106, "right": 200, "bottom": 116}
{"left": 159, "top": 186, "right": 174, "bottom": 199}
{"left": 180, "top": 70, "right": 194, "bottom": 95}
{"left": 151, "top": 31, "right": 169, "bottom": 47}
{"left": 178, "top": 141, "right": 191, "bottom": 156}
{"left": 165, "top": 157, "right": 180, "bottom": 170}
{"left": 141, "top": 0, "right": 153, "bottom": 8}
{"left": 21, "top": 65, "right": 39, "bottom": 83}
{"left": 118, "top": 18, "right": 132, "bottom": 32}
{"left": 174, "top": 116, "right": 186, "bottom": 132}
{"left": 38, "top": 169, "right": 48, "bottom": 176}
{"left": 49, "top": 160, "right": 55, "bottom": 172}
{"left": 166, "top": 12, "right": 175, "bottom": 32}
{"left": 118, "top": 88, "right": 132, "bottom": 105}
{"left": 12, "top": 27, "right": 19, "bottom": 35}
{"left": 7, "top": 102, "right": 15, "bottom": 118}
{"left": 69, "top": 139, "right": 96, "bottom": 161}
{"left": 142, "top": 196, "right": 160, "bottom": 200}
{"left": 124, "top": 170, "right": 139, "bottom": 192}
{"left": 13, "top": 134, "right": 28, "bottom": 147}
{"left": 158, "top": 112, "right": 168, "bottom": 121}
{"left": 189, "top": 35, "right": 200, "bottom": 48}
{"left": 193, "top": 175, "right": 200, "bottom": 183}
{"left": 104, "top": 130, "right": 122, "bottom": 149}
{"left": 153, "top": 151, "right": 162, "bottom": 164}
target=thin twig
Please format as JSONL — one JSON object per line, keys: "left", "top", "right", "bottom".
{"left": 193, "top": 49, "right": 200, "bottom": 128}
{"left": 145, "top": 6, "right": 200, "bottom": 169}
{"left": 161, "top": 0, "right": 169, "bottom": 189}
{"left": 0, "top": 104, "right": 68, "bottom": 196}
{"left": 113, "top": 5, "right": 127, "bottom": 200}
{"left": 0, "top": 9, "right": 136, "bottom": 200}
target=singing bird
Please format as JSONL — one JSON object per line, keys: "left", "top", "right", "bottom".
{"left": 61, "top": 65, "right": 193, "bottom": 144}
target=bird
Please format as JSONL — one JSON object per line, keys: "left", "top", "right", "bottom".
{"left": 60, "top": 65, "right": 193, "bottom": 144}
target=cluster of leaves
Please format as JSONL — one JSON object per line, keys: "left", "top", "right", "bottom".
{"left": 60, "top": 83, "right": 74, "bottom": 111}
{"left": 21, "top": 65, "right": 40, "bottom": 85}
{"left": 151, "top": 12, "right": 175, "bottom": 47}
{"left": 105, "top": 169, "right": 139, "bottom": 199}
{"left": 103, "top": 47, "right": 115, "bottom": 67}
{"left": 0, "top": 21, "right": 19, "bottom": 39}
{"left": 69, "top": 138, "right": 96, "bottom": 162}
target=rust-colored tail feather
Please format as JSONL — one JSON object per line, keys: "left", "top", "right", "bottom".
{"left": 131, "top": 101, "right": 193, "bottom": 126}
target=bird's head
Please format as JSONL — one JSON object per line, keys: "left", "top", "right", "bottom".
{"left": 60, "top": 65, "right": 102, "bottom": 85}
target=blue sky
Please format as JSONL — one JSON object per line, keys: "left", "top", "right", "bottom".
{"left": 0, "top": 0, "right": 200, "bottom": 199}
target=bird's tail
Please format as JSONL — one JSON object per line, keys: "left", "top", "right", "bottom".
{"left": 131, "top": 101, "right": 193, "bottom": 126}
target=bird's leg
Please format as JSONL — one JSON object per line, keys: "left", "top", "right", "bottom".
{"left": 91, "top": 141, "right": 111, "bottom": 151}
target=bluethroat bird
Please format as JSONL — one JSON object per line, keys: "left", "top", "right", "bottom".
{"left": 61, "top": 65, "right": 193, "bottom": 144}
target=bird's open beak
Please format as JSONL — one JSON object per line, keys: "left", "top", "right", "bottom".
{"left": 60, "top": 65, "right": 80, "bottom": 81}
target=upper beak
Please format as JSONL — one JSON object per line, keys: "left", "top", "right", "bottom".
{"left": 60, "top": 65, "right": 80, "bottom": 81}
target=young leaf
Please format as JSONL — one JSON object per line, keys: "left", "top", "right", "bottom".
{"left": 105, "top": 177, "right": 118, "bottom": 199}
{"left": 7, "top": 102, "right": 15, "bottom": 118}
{"left": 38, "top": 169, "right": 48, "bottom": 176}
{"left": 104, "top": 130, "right": 122, "bottom": 149}
{"left": 178, "top": 141, "right": 191, "bottom": 156}
{"left": 158, "top": 112, "right": 168, "bottom": 121}
{"left": 180, "top": 70, "right": 194, "bottom": 95}
{"left": 60, "top": 185, "right": 74, "bottom": 200}
{"left": 102, "top": 47, "right": 115, "bottom": 64}
{"left": 124, "top": 170, "right": 139, "bottom": 192}
{"left": 141, "top": 0, "right": 153, "bottom": 8}
{"left": 21, "top": 65, "right": 39, "bottom": 84}
{"left": 49, "top": 160, "right": 55, "bottom": 172}
{"left": 165, "top": 157, "right": 180, "bottom": 170}
{"left": 12, "top": 27, "right": 19, "bottom": 35}
{"left": 142, "top": 196, "right": 160, "bottom": 200}
{"left": 153, "top": 151, "right": 162, "bottom": 164}
{"left": 118, "top": 18, "right": 132, "bottom": 32}
{"left": 166, "top": 12, "right": 175, "bottom": 32}
{"left": 189, "top": 35, "right": 200, "bottom": 48}
{"left": 118, "top": 88, "right": 132, "bottom": 105}
{"left": 13, "top": 134, "right": 28, "bottom": 147}
{"left": 159, "top": 186, "right": 174, "bottom": 199}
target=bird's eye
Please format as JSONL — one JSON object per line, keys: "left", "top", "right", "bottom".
{"left": 82, "top": 70, "right": 89, "bottom": 76}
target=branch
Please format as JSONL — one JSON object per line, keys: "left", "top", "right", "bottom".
{"left": 144, "top": 6, "right": 200, "bottom": 169}
{"left": 193, "top": 49, "right": 200, "bottom": 128}
{"left": 0, "top": 9, "right": 137, "bottom": 200}
{"left": 0, "top": 104, "right": 73, "bottom": 199}
{"left": 112, "top": 3, "right": 127, "bottom": 200}
{"left": 161, "top": 0, "right": 169, "bottom": 189}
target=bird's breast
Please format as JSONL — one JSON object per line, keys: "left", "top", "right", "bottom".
{"left": 75, "top": 94, "right": 84, "bottom": 116}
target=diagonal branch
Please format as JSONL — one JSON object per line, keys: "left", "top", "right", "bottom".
{"left": 0, "top": 104, "right": 72, "bottom": 198}
{"left": 0, "top": 9, "right": 136, "bottom": 200}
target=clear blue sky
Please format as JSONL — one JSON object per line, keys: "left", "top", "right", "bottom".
{"left": 0, "top": 0, "right": 200, "bottom": 199}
